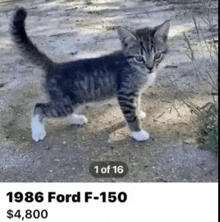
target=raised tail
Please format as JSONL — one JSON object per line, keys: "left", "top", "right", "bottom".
{"left": 11, "top": 8, "right": 54, "bottom": 71}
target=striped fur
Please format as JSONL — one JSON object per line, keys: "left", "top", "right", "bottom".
{"left": 11, "top": 8, "right": 170, "bottom": 142}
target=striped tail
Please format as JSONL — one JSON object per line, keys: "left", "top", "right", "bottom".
{"left": 11, "top": 8, "right": 54, "bottom": 71}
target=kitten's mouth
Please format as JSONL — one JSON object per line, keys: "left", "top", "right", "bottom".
{"left": 147, "top": 70, "right": 154, "bottom": 74}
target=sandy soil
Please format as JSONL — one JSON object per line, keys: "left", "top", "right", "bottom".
{"left": 0, "top": 0, "right": 218, "bottom": 182}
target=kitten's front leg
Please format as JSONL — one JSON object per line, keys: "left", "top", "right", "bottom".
{"left": 139, "top": 110, "right": 146, "bottom": 119}
{"left": 138, "top": 94, "right": 146, "bottom": 119}
{"left": 117, "top": 93, "right": 149, "bottom": 141}
{"left": 130, "top": 130, "right": 149, "bottom": 141}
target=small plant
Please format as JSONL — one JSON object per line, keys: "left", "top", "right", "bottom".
{"left": 182, "top": 4, "right": 218, "bottom": 152}
{"left": 201, "top": 102, "right": 218, "bottom": 152}
{"left": 187, "top": 99, "right": 218, "bottom": 153}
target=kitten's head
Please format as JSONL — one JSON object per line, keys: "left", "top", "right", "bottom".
{"left": 117, "top": 20, "right": 170, "bottom": 74}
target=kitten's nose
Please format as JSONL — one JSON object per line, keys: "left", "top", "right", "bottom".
{"left": 147, "top": 66, "right": 154, "bottom": 72}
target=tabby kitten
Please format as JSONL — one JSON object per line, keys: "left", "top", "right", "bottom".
{"left": 11, "top": 8, "right": 170, "bottom": 142}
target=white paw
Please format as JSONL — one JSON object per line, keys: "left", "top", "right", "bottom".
{"left": 130, "top": 130, "right": 150, "bottom": 141}
{"left": 70, "top": 114, "right": 88, "bottom": 125}
{"left": 139, "top": 110, "right": 146, "bottom": 119}
{"left": 31, "top": 115, "right": 46, "bottom": 142}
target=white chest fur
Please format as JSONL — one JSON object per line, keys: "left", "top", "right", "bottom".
{"left": 147, "top": 71, "right": 157, "bottom": 85}
{"left": 141, "top": 71, "right": 157, "bottom": 93}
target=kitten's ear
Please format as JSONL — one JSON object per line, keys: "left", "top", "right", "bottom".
{"left": 154, "top": 20, "right": 170, "bottom": 43}
{"left": 117, "top": 26, "right": 138, "bottom": 48}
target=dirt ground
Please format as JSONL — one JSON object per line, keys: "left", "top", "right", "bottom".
{"left": 0, "top": 0, "right": 218, "bottom": 182}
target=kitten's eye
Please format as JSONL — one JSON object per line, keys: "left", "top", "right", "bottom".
{"left": 154, "top": 52, "right": 162, "bottom": 60}
{"left": 134, "top": 56, "right": 144, "bottom": 63}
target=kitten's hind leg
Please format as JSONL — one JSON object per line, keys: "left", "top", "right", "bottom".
{"left": 31, "top": 113, "right": 46, "bottom": 142}
{"left": 31, "top": 102, "right": 73, "bottom": 142}
{"left": 68, "top": 113, "right": 88, "bottom": 125}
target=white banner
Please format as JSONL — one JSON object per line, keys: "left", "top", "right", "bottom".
{"left": 0, "top": 183, "right": 218, "bottom": 222}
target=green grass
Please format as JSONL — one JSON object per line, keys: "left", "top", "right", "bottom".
{"left": 182, "top": 3, "right": 218, "bottom": 153}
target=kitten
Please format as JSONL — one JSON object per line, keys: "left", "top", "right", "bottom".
{"left": 11, "top": 8, "right": 170, "bottom": 142}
